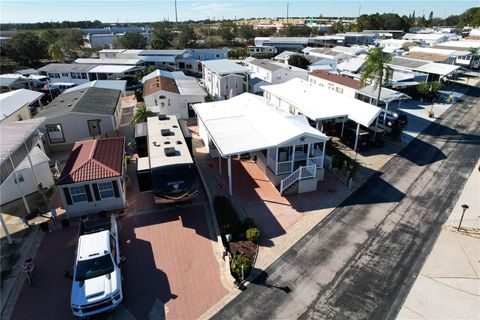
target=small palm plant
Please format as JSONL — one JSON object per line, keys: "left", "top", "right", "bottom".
{"left": 133, "top": 103, "right": 155, "bottom": 123}
{"left": 48, "top": 43, "right": 65, "bottom": 62}
{"left": 417, "top": 81, "right": 442, "bottom": 117}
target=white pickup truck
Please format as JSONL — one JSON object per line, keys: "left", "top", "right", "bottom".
{"left": 70, "top": 215, "right": 123, "bottom": 318}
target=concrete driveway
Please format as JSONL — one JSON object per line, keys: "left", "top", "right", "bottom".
{"left": 10, "top": 204, "right": 227, "bottom": 320}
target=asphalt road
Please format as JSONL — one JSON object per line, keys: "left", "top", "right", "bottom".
{"left": 212, "top": 88, "right": 480, "bottom": 320}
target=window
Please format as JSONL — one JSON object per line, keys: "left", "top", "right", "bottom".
{"left": 81, "top": 73, "right": 87, "bottom": 79}
{"left": 70, "top": 186, "right": 87, "bottom": 203}
{"left": 14, "top": 173, "right": 25, "bottom": 184}
{"left": 98, "top": 181, "right": 115, "bottom": 199}
{"left": 110, "top": 235, "right": 117, "bottom": 260}
{"left": 336, "top": 87, "right": 344, "bottom": 94}
{"left": 62, "top": 73, "right": 69, "bottom": 77}
{"left": 46, "top": 124, "right": 65, "bottom": 143}
{"left": 71, "top": 72, "right": 77, "bottom": 79}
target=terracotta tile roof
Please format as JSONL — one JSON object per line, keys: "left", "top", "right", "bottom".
{"left": 406, "top": 52, "right": 449, "bottom": 62}
{"left": 143, "top": 76, "right": 179, "bottom": 96}
{"left": 58, "top": 137, "right": 125, "bottom": 185}
{"left": 308, "top": 70, "right": 361, "bottom": 89}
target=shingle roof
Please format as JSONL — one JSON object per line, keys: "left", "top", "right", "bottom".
{"left": 36, "top": 87, "right": 121, "bottom": 118}
{"left": 58, "top": 137, "right": 124, "bottom": 185}
{"left": 308, "top": 70, "right": 361, "bottom": 89}
{"left": 143, "top": 76, "right": 179, "bottom": 96}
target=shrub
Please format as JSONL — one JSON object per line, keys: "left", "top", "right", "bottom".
{"left": 213, "top": 196, "right": 242, "bottom": 237}
{"left": 230, "top": 254, "right": 252, "bottom": 279}
{"left": 246, "top": 227, "right": 260, "bottom": 243}
{"left": 134, "top": 89, "right": 144, "bottom": 102}
{"left": 243, "top": 217, "right": 256, "bottom": 229}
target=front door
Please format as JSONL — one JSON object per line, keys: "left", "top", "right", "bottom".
{"left": 88, "top": 120, "right": 101, "bottom": 136}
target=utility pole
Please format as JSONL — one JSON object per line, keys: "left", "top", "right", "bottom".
{"left": 358, "top": 4, "right": 362, "bottom": 17}
{"left": 286, "top": 1, "right": 289, "bottom": 24}
{"left": 174, "top": 0, "right": 178, "bottom": 24}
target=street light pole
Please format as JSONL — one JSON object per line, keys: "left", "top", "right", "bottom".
{"left": 457, "top": 204, "right": 469, "bottom": 231}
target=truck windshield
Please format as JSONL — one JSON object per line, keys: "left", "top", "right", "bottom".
{"left": 75, "top": 254, "right": 114, "bottom": 281}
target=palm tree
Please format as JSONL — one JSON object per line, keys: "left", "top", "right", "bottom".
{"left": 360, "top": 47, "right": 393, "bottom": 107}
{"left": 133, "top": 103, "right": 155, "bottom": 123}
{"left": 48, "top": 42, "right": 64, "bottom": 62}
{"left": 417, "top": 81, "right": 442, "bottom": 117}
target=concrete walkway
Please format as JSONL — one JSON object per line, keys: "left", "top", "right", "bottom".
{"left": 397, "top": 161, "right": 480, "bottom": 320}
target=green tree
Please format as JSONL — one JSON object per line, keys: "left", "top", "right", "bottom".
{"left": 146, "top": 65, "right": 157, "bottom": 74}
{"left": 238, "top": 25, "right": 255, "bottom": 42}
{"left": 218, "top": 21, "right": 236, "bottom": 43}
{"left": 48, "top": 42, "right": 65, "bottom": 62}
{"left": 288, "top": 54, "right": 310, "bottom": 70}
{"left": 230, "top": 254, "right": 252, "bottom": 280}
{"left": 416, "top": 81, "right": 442, "bottom": 115}
{"left": 360, "top": 47, "right": 393, "bottom": 107}
{"left": 151, "top": 21, "right": 174, "bottom": 49}
{"left": 133, "top": 103, "right": 155, "bottom": 123}
{"left": 173, "top": 24, "right": 196, "bottom": 48}
{"left": 40, "top": 29, "right": 60, "bottom": 46}
{"left": 459, "top": 7, "right": 480, "bottom": 27}
{"left": 59, "top": 29, "right": 85, "bottom": 58}
{"left": 3, "top": 31, "right": 47, "bottom": 67}
{"left": 115, "top": 32, "right": 147, "bottom": 49}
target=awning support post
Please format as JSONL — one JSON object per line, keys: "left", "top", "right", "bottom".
{"left": 374, "top": 116, "right": 380, "bottom": 138}
{"left": 354, "top": 123, "right": 360, "bottom": 152}
{"left": 341, "top": 117, "right": 346, "bottom": 138}
{"left": 219, "top": 156, "right": 222, "bottom": 175}
{"left": 228, "top": 156, "right": 232, "bottom": 196}
{"left": 0, "top": 213, "right": 12, "bottom": 244}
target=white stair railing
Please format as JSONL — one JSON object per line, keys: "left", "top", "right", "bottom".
{"left": 280, "top": 168, "right": 301, "bottom": 194}
{"left": 280, "top": 164, "right": 317, "bottom": 194}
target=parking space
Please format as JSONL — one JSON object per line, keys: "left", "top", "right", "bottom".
{"left": 11, "top": 203, "right": 227, "bottom": 320}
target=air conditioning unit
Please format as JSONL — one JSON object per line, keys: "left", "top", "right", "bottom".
{"left": 164, "top": 147, "right": 177, "bottom": 157}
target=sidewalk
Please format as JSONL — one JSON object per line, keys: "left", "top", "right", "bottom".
{"left": 397, "top": 161, "right": 480, "bottom": 320}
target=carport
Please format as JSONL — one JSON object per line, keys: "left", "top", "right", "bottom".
{"left": 0, "top": 118, "right": 46, "bottom": 242}
{"left": 193, "top": 93, "right": 329, "bottom": 196}
{"left": 261, "top": 78, "right": 382, "bottom": 152}
{"left": 356, "top": 85, "right": 411, "bottom": 110}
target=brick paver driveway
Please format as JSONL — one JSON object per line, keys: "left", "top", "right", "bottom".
{"left": 11, "top": 205, "right": 227, "bottom": 320}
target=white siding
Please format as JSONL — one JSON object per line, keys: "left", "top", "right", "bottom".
{"left": 0, "top": 161, "right": 54, "bottom": 205}
{"left": 59, "top": 177, "right": 126, "bottom": 217}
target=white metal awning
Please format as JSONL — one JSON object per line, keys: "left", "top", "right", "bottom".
{"left": 415, "top": 63, "right": 461, "bottom": 76}
{"left": 193, "top": 93, "right": 328, "bottom": 157}
{"left": 261, "top": 78, "right": 382, "bottom": 128}
{"left": 88, "top": 65, "right": 138, "bottom": 74}
{"left": 357, "top": 86, "right": 411, "bottom": 103}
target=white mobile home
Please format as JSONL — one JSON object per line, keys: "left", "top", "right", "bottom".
{"left": 0, "top": 89, "right": 44, "bottom": 124}
{"left": 201, "top": 59, "right": 250, "bottom": 100}
{"left": 35, "top": 87, "right": 122, "bottom": 151}
{"left": 142, "top": 70, "right": 206, "bottom": 119}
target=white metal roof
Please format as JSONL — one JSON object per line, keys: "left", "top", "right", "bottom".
{"left": 0, "top": 89, "right": 44, "bottom": 121}
{"left": 193, "top": 93, "right": 328, "bottom": 157}
{"left": 261, "top": 78, "right": 382, "bottom": 127}
{"left": 357, "top": 86, "right": 411, "bottom": 102}
{"left": 415, "top": 63, "right": 461, "bottom": 76}
{"left": 88, "top": 65, "right": 137, "bottom": 74}
{"left": 138, "top": 56, "right": 176, "bottom": 63}
{"left": 0, "top": 74, "right": 23, "bottom": 87}
{"left": 436, "top": 40, "right": 480, "bottom": 49}
{"left": 0, "top": 117, "right": 46, "bottom": 162}
{"left": 176, "top": 79, "right": 206, "bottom": 96}
{"left": 16, "top": 146, "right": 50, "bottom": 170}
{"left": 201, "top": 59, "right": 250, "bottom": 75}
{"left": 142, "top": 69, "right": 188, "bottom": 82}
{"left": 75, "top": 58, "right": 142, "bottom": 65}
{"left": 63, "top": 80, "right": 127, "bottom": 94}
{"left": 336, "top": 57, "right": 365, "bottom": 73}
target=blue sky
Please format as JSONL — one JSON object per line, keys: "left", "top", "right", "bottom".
{"left": 0, "top": 0, "right": 476, "bottom": 23}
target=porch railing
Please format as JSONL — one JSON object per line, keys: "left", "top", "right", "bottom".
{"left": 276, "top": 161, "right": 293, "bottom": 175}
{"left": 308, "top": 157, "right": 323, "bottom": 168}
{"left": 279, "top": 164, "right": 316, "bottom": 194}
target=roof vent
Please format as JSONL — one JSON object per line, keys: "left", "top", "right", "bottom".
{"left": 67, "top": 104, "right": 72, "bottom": 107}
{"left": 161, "top": 129, "right": 173, "bottom": 136}
{"left": 158, "top": 114, "right": 168, "bottom": 121}
{"left": 172, "top": 125, "right": 178, "bottom": 128}
{"left": 176, "top": 141, "right": 182, "bottom": 145}
{"left": 164, "top": 147, "right": 177, "bottom": 157}
{"left": 164, "top": 141, "right": 171, "bottom": 145}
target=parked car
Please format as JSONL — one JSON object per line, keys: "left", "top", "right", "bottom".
{"left": 69, "top": 215, "right": 124, "bottom": 318}
{"left": 377, "top": 109, "right": 408, "bottom": 132}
